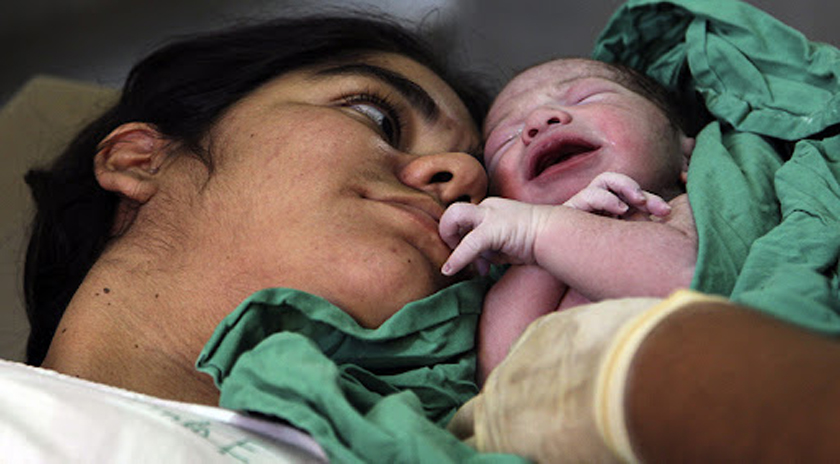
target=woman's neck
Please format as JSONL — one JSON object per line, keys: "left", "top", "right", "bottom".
{"left": 40, "top": 256, "right": 222, "bottom": 406}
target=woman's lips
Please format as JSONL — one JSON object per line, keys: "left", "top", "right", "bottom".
{"left": 387, "top": 199, "right": 442, "bottom": 234}
{"left": 376, "top": 196, "right": 450, "bottom": 257}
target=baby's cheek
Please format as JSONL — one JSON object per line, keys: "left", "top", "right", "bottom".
{"left": 487, "top": 162, "right": 519, "bottom": 196}
{"left": 489, "top": 176, "right": 515, "bottom": 198}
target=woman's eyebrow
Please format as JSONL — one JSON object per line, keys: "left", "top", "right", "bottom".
{"left": 313, "top": 64, "right": 440, "bottom": 122}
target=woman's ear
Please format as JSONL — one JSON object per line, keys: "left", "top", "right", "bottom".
{"left": 679, "top": 135, "right": 696, "bottom": 184}
{"left": 94, "top": 122, "right": 169, "bottom": 203}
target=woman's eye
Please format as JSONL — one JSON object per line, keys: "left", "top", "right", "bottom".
{"left": 352, "top": 103, "right": 396, "bottom": 140}
{"left": 342, "top": 95, "right": 402, "bottom": 146}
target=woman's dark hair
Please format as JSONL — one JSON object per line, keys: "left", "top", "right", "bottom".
{"left": 22, "top": 14, "right": 492, "bottom": 366}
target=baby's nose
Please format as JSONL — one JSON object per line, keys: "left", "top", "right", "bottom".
{"left": 522, "top": 108, "right": 571, "bottom": 145}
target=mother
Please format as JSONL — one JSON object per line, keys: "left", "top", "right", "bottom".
{"left": 23, "top": 14, "right": 489, "bottom": 409}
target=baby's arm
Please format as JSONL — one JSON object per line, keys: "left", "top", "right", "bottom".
{"left": 439, "top": 192, "right": 696, "bottom": 302}
{"left": 440, "top": 172, "right": 675, "bottom": 277}
{"left": 554, "top": 192, "right": 696, "bottom": 300}
{"left": 443, "top": 174, "right": 696, "bottom": 381}
{"left": 477, "top": 265, "right": 565, "bottom": 384}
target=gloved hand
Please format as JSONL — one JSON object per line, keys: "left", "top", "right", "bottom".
{"left": 447, "top": 290, "right": 723, "bottom": 463}
{"left": 439, "top": 172, "right": 670, "bottom": 276}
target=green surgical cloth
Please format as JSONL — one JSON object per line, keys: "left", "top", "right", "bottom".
{"left": 593, "top": 0, "right": 840, "bottom": 332}
{"left": 196, "top": 279, "right": 527, "bottom": 464}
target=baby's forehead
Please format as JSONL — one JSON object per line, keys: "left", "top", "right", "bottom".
{"left": 502, "top": 58, "right": 619, "bottom": 97}
{"left": 484, "top": 59, "right": 619, "bottom": 137}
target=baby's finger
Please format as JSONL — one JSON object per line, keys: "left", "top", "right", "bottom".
{"left": 439, "top": 203, "right": 481, "bottom": 250}
{"left": 442, "top": 231, "right": 487, "bottom": 276}
{"left": 565, "top": 188, "right": 629, "bottom": 216}
{"left": 641, "top": 192, "right": 672, "bottom": 217}
{"left": 591, "top": 172, "right": 646, "bottom": 205}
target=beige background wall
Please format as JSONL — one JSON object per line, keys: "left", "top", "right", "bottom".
{"left": 0, "top": 78, "right": 116, "bottom": 361}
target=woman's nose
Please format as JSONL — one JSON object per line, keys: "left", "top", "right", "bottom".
{"left": 399, "top": 152, "right": 488, "bottom": 206}
{"left": 521, "top": 107, "right": 571, "bottom": 146}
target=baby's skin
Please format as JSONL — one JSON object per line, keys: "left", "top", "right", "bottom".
{"left": 440, "top": 172, "right": 694, "bottom": 382}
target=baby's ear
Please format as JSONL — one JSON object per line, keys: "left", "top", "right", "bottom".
{"left": 94, "top": 123, "right": 169, "bottom": 203}
{"left": 679, "top": 135, "right": 696, "bottom": 184}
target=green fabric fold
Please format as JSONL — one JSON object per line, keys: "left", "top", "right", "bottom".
{"left": 197, "top": 279, "right": 527, "bottom": 463}
{"left": 594, "top": 0, "right": 840, "bottom": 332}
{"left": 594, "top": 0, "right": 840, "bottom": 140}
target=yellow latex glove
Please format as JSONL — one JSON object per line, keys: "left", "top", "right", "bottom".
{"left": 448, "top": 290, "right": 724, "bottom": 463}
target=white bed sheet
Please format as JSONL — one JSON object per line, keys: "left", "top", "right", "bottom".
{"left": 0, "top": 359, "right": 327, "bottom": 463}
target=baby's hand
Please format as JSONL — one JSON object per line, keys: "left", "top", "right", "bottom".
{"left": 563, "top": 172, "right": 671, "bottom": 218}
{"left": 439, "top": 198, "right": 552, "bottom": 276}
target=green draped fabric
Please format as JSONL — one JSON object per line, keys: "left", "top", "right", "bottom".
{"left": 196, "top": 280, "right": 527, "bottom": 463}
{"left": 593, "top": 0, "right": 840, "bottom": 332}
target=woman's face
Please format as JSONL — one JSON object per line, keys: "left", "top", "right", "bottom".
{"left": 170, "top": 52, "right": 486, "bottom": 327}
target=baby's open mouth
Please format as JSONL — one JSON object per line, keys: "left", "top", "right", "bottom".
{"left": 530, "top": 141, "right": 597, "bottom": 179}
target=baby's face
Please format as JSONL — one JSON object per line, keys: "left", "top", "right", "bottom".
{"left": 483, "top": 58, "right": 693, "bottom": 204}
